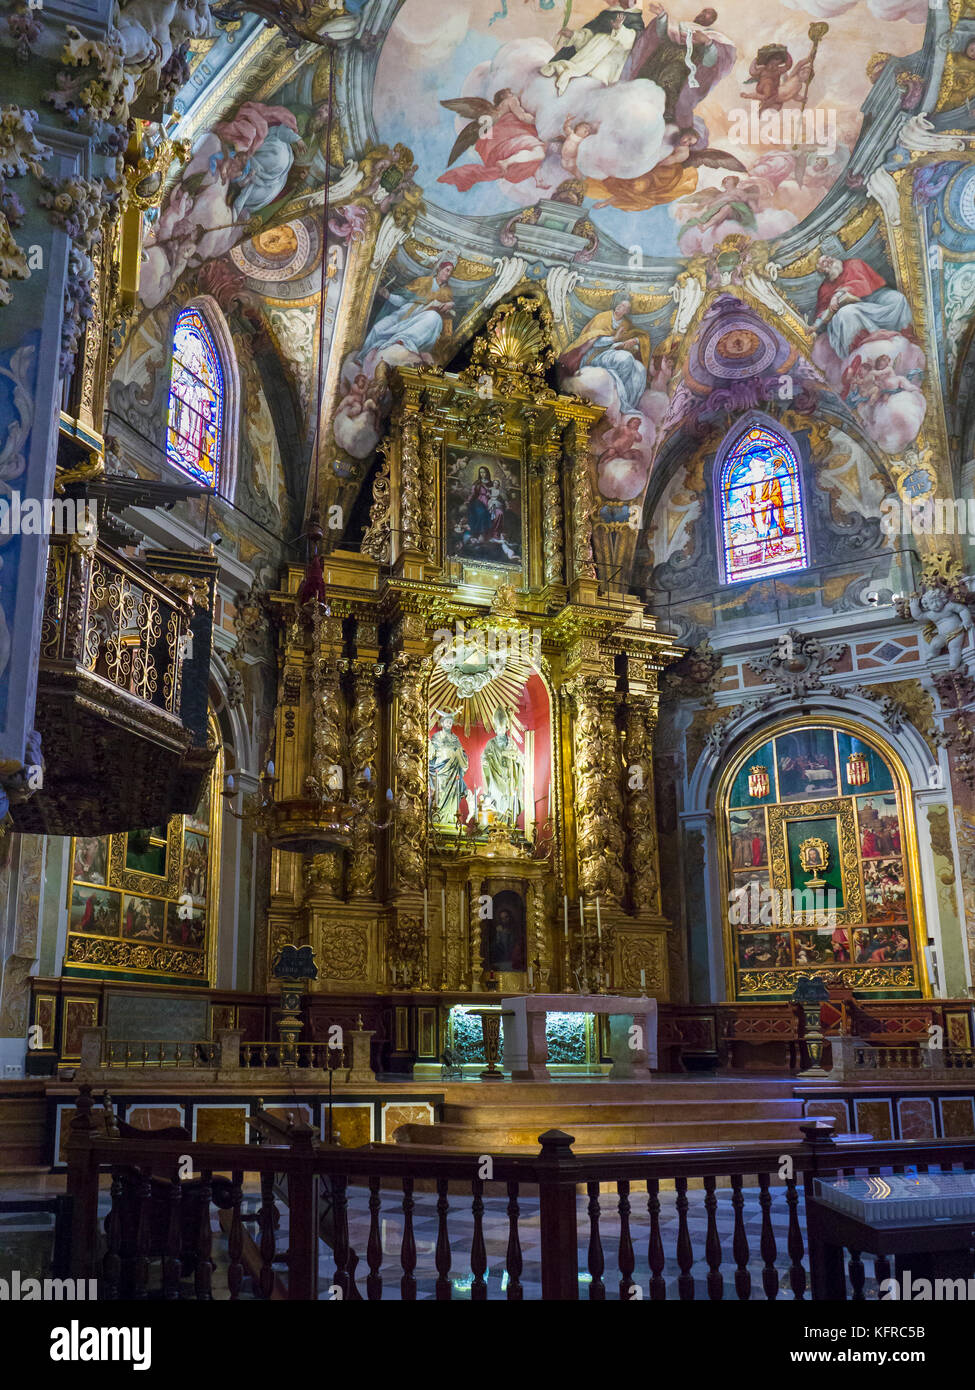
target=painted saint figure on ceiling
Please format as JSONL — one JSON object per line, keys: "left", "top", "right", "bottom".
{"left": 560, "top": 293, "right": 651, "bottom": 416}
{"left": 541, "top": 1, "right": 645, "bottom": 96}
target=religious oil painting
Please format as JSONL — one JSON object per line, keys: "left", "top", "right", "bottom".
{"left": 61, "top": 1000, "right": 99, "bottom": 1061}
{"left": 729, "top": 809, "right": 767, "bottom": 869}
{"left": 483, "top": 888, "right": 528, "bottom": 971}
{"left": 446, "top": 449, "right": 523, "bottom": 566}
{"left": 122, "top": 894, "right": 166, "bottom": 942}
{"left": 854, "top": 923, "right": 912, "bottom": 963}
{"left": 70, "top": 886, "right": 120, "bottom": 938}
{"left": 863, "top": 858, "right": 907, "bottom": 923}
{"left": 738, "top": 932, "right": 791, "bottom": 970}
{"left": 72, "top": 836, "right": 108, "bottom": 886}
{"left": 186, "top": 780, "right": 211, "bottom": 834}
{"left": 166, "top": 903, "right": 205, "bottom": 951}
{"left": 857, "top": 794, "right": 901, "bottom": 860}
{"left": 182, "top": 833, "right": 210, "bottom": 903}
{"left": 774, "top": 728, "right": 837, "bottom": 801}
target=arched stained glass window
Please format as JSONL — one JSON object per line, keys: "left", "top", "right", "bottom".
{"left": 718, "top": 424, "right": 808, "bottom": 583}
{"left": 166, "top": 307, "right": 224, "bottom": 487}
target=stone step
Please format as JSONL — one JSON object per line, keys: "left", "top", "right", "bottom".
{"left": 440, "top": 1099, "right": 804, "bottom": 1126}
{"left": 436, "top": 1079, "right": 797, "bottom": 1101}
{"left": 394, "top": 1116, "right": 805, "bottom": 1151}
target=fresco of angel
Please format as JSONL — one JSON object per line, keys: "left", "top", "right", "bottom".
{"left": 437, "top": 89, "right": 546, "bottom": 191}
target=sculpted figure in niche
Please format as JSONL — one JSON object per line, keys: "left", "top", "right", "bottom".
{"left": 429, "top": 709, "right": 469, "bottom": 827}
{"left": 482, "top": 707, "right": 523, "bottom": 825}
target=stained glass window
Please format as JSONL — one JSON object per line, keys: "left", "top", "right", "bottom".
{"left": 718, "top": 425, "right": 808, "bottom": 582}
{"left": 166, "top": 308, "right": 224, "bottom": 487}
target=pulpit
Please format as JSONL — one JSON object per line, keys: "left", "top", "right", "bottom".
{"left": 501, "top": 994, "right": 658, "bottom": 1081}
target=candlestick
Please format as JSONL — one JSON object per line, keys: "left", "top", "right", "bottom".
{"left": 579, "top": 895, "right": 587, "bottom": 982}
{"left": 563, "top": 895, "right": 570, "bottom": 992}
{"left": 440, "top": 887, "right": 448, "bottom": 989}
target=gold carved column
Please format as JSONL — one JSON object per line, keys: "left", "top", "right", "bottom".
{"left": 623, "top": 693, "right": 662, "bottom": 918}
{"left": 567, "top": 419, "right": 597, "bottom": 593}
{"left": 305, "top": 641, "right": 346, "bottom": 900}
{"left": 567, "top": 674, "right": 625, "bottom": 905}
{"left": 388, "top": 650, "right": 427, "bottom": 894}
{"left": 347, "top": 657, "right": 382, "bottom": 897}
{"left": 390, "top": 386, "right": 425, "bottom": 570}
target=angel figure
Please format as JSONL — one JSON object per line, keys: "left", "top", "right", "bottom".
{"left": 587, "top": 125, "right": 745, "bottom": 212}
{"left": 438, "top": 89, "right": 545, "bottom": 192}
{"left": 740, "top": 44, "right": 815, "bottom": 113}
{"left": 557, "top": 117, "right": 598, "bottom": 176}
{"left": 904, "top": 586, "right": 974, "bottom": 671}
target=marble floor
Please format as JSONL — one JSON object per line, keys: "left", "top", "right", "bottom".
{"left": 0, "top": 1172, "right": 884, "bottom": 1300}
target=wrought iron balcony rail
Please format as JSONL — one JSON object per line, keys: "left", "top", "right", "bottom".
{"left": 41, "top": 537, "right": 193, "bottom": 717}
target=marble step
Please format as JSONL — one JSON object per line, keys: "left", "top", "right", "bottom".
{"left": 440, "top": 1099, "right": 804, "bottom": 1126}
{"left": 394, "top": 1116, "right": 805, "bottom": 1151}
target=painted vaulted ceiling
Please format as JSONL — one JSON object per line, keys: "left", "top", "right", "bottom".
{"left": 126, "top": 0, "right": 975, "bottom": 588}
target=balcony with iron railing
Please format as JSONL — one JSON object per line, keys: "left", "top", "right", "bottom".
{"left": 13, "top": 513, "right": 219, "bottom": 834}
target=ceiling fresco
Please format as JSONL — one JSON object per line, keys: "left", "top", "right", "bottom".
{"left": 125, "top": 0, "right": 975, "bottom": 587}
{"left": 373, "top": 0, "right": 922, "bottom": 258}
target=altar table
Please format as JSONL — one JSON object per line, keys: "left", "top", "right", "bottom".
{"left": 500, "top": 994, "right": 658, "bottom": 1081}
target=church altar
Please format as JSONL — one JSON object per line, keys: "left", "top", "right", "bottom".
{"left": 501, "top": 994, "right": 658, "bottom": 1082}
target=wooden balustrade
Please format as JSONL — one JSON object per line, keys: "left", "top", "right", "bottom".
{"left": 64, "top": 1087, "right": 975, "bottom": 1301}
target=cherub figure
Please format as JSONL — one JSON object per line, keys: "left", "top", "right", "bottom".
{"left": 741, "top": 43, "right": 815, "bottom": 113}
{"left": 557, "top": 116, "right": 597, "bottom": 175}
{"left": 905, "top": 585, "right": 974, "bottom": 670}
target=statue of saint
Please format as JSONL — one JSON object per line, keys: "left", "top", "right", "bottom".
{"left": 429, "top": 709, "right": 469, "bottom": 827}
{"left": 481, "top": 706, "right": 523, "bottom": 825}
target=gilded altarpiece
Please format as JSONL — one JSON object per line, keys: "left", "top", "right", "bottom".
{"left": 267, "top": 301, "right": 683, "bottom": 1002}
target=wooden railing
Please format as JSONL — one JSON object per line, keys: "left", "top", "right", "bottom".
{"left": 64, "top": 1087, "right": 975, "bottom": 1301}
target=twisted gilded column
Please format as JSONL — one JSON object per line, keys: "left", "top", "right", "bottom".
{"left": 623, "top": 694, "right": 662, "bottom": 917}
{"left": 306, "top": 653, "right": 346, "bottom": 897}
{"left": 389, "top": 652, "right": 427, "bottom": 892}
{"left": 398, "top": 405, "right": 423, "bottom": 558}
{"left": 542, "top": 424, "right": 565, "bottom": 585}
{"left": 570, "top": 420, "right": 596, "bottom": 581}
{"left": 361, "top": 441, "right": 391, "bottom": 562}
{"left": 567, "top": 675, "right": 624, "bottom": 903}
{"left": 347, "top": 660, "right": 382, "bottom": 896}
{"left": 418, "top": 415, "right": 440, "bottom": 564}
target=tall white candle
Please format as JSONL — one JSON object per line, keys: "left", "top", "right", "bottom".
{"left": 579, "top": 896, "right": 587, "bottom": 979}
{"left": 423, "top": 890, "right": 429, "bottom": 935}
{"left": 528, "top": 964, "right": 534, "bottom": 989}
{"left": 596, "top": 896, "right": 602, "bottom": 941}
{"left": 640, "top": 968, "right": 646, "bottom": 989}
